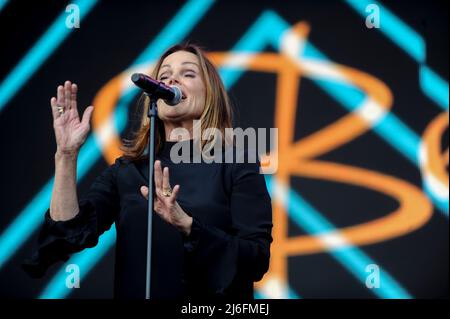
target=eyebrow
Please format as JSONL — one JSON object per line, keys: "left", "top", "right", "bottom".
{"left": 160, "top": 61, "right": 199, "bottom": 70}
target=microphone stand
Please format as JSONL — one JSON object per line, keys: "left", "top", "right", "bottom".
{"left": 145, "top": 93, "right": 158, "bottom": 299}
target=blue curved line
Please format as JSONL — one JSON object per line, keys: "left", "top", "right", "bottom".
{"left": 39, "top": 225, "right": 117, "bottom": 299}
{"left": 344, "top": 0, "right": 448, "bottom": 111}
{"left": 0, "top": 0, "right": 9, "bottom": 13}
{"left": 0, "top": 135, "right": 102, "bottom": 269}
{"left": 0, "top": 0, "right": 99, "bottom": 113}
{"left": 420, "top": 66, "right": 449, "bottom": 110}
{"left": 344, "top": 0, "right": 425, "bottom": 63}
{"left": 262, "top": 12, "right": 448, "bottom": 216}
{"left": 423, "top": 183, "right": 449, "bottom": 216}
{"left": 219, "top": 10, "right": 287, "bottom": 88}
{"left": 265, "top": 176, "right": 412, "bottom": 299}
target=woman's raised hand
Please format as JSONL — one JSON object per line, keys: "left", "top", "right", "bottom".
{"left": 51, "top": 80, "right": 94, "bottom": 155}
{"left": 140, "top": 160, "right": 192, "bottom": 235}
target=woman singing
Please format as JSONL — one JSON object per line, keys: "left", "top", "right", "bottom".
{"left": 23, "top": 43, "right": 273, "bottom": 299}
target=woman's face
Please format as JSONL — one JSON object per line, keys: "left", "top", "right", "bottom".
{"left": 156, "top": 50, "right": 206, "bottom": 123}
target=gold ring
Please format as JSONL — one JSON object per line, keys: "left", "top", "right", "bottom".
{"left": 57, "top": 105, "right": 65, "bottom": 115}
{"left": 162, "top": 188, "right": 172, "bottom": 197}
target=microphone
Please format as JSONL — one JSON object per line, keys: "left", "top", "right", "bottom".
{"left": 131, "top": 73, "right": 182, "bottom": 106}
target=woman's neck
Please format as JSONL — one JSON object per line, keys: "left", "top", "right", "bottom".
{"left": 163, "top": 120, "right": 196, "bottom": 141}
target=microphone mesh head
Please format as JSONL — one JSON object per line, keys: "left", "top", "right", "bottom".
{"left": 131, "top": 73, "right": 140, "bottom": 83}
{"left": 167, "top": 86, "right": 182, "bottom": 106}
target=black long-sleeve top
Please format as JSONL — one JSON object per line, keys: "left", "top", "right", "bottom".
{"left": 23, "top": 140, "right": 273, "bottom": 299}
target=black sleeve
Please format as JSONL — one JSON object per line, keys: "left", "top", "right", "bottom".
{"left": 22, "top": 158, "right": 122, "bottom": 278}
{"left": 182, "top": 156, "right": 273, "bottom": 296}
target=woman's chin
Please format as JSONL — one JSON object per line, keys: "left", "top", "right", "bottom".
{"left": 160, "top": 109, "right": 190, "bottom": 122}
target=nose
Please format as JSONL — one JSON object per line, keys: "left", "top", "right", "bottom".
{"left": 168, "top": 75, "right": 180, "bottom": 86}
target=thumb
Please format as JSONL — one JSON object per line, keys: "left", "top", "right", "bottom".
{"left": 140, "top": 186, "right": 149, "bottom": 200}
{"left": 81, "top": 105, "right": 94, "bottom": 126}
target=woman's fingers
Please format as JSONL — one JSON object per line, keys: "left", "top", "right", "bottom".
{"left": 153, "top": 163, "right": 179, "bottom": 202}
{"left": 50, "top": 97, "right": 59, "bottom": 120}
{"left": 57, "top": 85, "right": 64, "bottom": 107}
{"left": 152, "top": 162, "right": 180, "bottom": 205}
{"left": 140, "top": 185, "right": 149, "bottom": 200}
{"left": 53, "top": 81, "right": 82, "bottom": 121}
{"left": 71, "top": 83, "right": 78, "bottom": 113}
{"left": 141, "top": 184, "right": 178, "bottom": 203}
{"left": 81, "top": 105, "right": 94, "bottom": 128}
{"left": 169, "top": 185, "right": 180, "bottom": 204}
{"left": 154, "top": 197, "right": 161, "bottom": 211}
{"left": 154, "top": 160, "right": 163, "bottom": 190}
{"left": 55, "top": 81, "right": 74, "bottom": 110}
{"left": 64, "top": 81, "right": 71, "bottom": 111}
{"left": 162, "top": 166, "right": 170, "bottom": 192}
